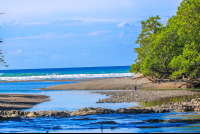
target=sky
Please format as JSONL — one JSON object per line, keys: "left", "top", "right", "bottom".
{"left": 0, "top": 0, "right": 183, "bottom": 70}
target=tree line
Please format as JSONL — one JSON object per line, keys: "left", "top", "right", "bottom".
{"left": 130, "top": 0, "right": 200, "bottom": 83}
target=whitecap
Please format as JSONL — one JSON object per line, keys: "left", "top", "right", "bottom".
{"left": 0, "top": 73, "right": 135, "bottom": 81}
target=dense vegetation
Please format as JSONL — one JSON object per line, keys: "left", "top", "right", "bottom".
{"left": 130, "top": 0, "right": 200, "bottom": 82}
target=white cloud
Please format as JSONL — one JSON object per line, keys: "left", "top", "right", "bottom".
{"left": 52, "top": 20, "right": 83, "bottom": 25}
{"left": 117, "top": 22, "right": 133, "bottom": 28}
{"left": 7, "top": 49, "right": 22, "bottom": 54}
{"left": 7, "top": 33, "right": 74, "bottom": 40}
{"left": 88, "top": 31, "right": 110, "bottom": 36}
{"left": 4, "top": 20, "right": 21, "bottom": 26}
{"left": 22, "top": 22, "right": 50, "bottom": 25}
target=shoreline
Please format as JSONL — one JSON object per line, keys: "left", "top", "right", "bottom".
{"left": 42, "top": 76, "right": 188, "bottom": 90}
{"left": 0, "top": 94, "right": 50, "bottom": 110}
{"left": 0, "top": 76, "right": 199, "bottom": 112}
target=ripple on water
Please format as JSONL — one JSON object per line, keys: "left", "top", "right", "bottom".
{"left": 1, "top": 112, "right": 200, "bottom": 133}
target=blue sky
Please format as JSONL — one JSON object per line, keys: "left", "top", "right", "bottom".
{"left": 0, "top": 0, "right": 183, "bottom": 69}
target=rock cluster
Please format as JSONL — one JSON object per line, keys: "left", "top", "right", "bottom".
{"left": 0, "top": 106, "right": 171, "bottom": 120}
{"left": 70, "top": 107, "right": 115, "bottom": 116}
{"left": 94, "top": 90, "right": 197, "bottom": 103}
{"left": 152, "top": 98, "right": 200, "bottom": 112}
{"left": 0, "top": 110, "right": 69, "bottom": 120}
{"left": 2, "top": 97, "right": 200, "bottom": 120}
{"left": 70, "top": 107, "right": 169, "bottom": 116}
{"left": 116, "top": 107, "right": 155, "bottom": 114}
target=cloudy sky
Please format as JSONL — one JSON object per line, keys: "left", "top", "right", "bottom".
{"left": 0, "top": 0, "right": 182, "bottom": 69}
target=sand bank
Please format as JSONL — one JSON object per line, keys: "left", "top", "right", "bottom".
{"left": 0, "top": 94, "right": 50, "bottom": 110}
{"left": 43, "top": 76, "right": 186, "bottom": 90}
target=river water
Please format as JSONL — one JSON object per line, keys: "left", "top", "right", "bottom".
{"left": 0, "top": 81, "right": 200, "bottom": 133}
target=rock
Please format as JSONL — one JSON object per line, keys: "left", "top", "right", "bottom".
{"left": 136, "top": 126, "right": 159, "bottom": 128}
{"left": 167, "top": 119, "right": 200, "bottom": 124}
{"left": 59, "top": 111, "right": 69, "bottom": 117}
{"left": 27, "top": 112, "right": 39, "bottom": 118}
{"left": 116, "top": 107, "right": 155, "bottom": 114}
{"left": 146, "top": 119, "right": 164, "bottom": 123}
{"left": 155, "top": 109, "right": 169, "bottom": 113}
{"left": 70, "top": 118, "right": 97, "bottom": 120}
{"left": 110, "top": 126, "right": 115, "bottom": 130}
{"left": 0, "top": 115, "right": 21, "bottom": 121}
{"left": 70, "top": 107, "right": 115, "bottom": 116}
{"left": 10, "top": 114, "right": 20, "bottom": 118}
{"left": 52, "top": 126, "right": 61, "bottom": 129}
{"left": 91, "top": 121, "right": 118, "bottom": 124}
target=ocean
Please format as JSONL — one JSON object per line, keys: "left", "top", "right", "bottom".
{"left": 0, "top": 66, "right": 134, "bottom": 81}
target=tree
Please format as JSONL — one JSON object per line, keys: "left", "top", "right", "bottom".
{"left": 169, "top": 0, "right": 200, "bottom": 79}
{"left": 130, "top": 0, "right": 200, "bottom": 81}
{"left": 129, "top": 15, "right": 164, "bottom": 76}
{"left": 0, "top": 12, "right": 8, "bottom": 67}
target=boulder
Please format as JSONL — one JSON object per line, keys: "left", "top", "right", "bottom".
{"left": 155, "top": 109, "right": 170, "bottom": 113}
{"left": 70, "top": 107, "right": 115, "bottom": 116}
{"left": 27, "top": 112, "right": 39, "bottom": 118}
{"left": 116, "top": 107, "right": 155, "bottom": 114}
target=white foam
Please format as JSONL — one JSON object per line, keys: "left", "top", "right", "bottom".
{"left": 0, "top": 73, "right": 135, "bottom": 81}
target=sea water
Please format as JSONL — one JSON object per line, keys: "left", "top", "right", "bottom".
{"left": 0, "top": 66, "right": 200, "bottom": 133}
{"left": 0, "top": 66, "right": 134, "bottom": 81}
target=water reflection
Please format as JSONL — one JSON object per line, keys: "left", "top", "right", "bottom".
{"left": 139, "top": 94, "right": 200, "bottom": 107}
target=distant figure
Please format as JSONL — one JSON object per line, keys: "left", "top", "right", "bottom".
{"left": 42, "top": 90, "right": 44, "bottom": 94}
{"left": 101, "top": 124, "right": 103, "bottom": 133}
{"left": 135, "top": 86, "right": 137, "bottom": 91}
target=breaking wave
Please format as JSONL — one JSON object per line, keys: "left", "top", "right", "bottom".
{"left": 0, "top": 73, "right": 135, "bottom": 81}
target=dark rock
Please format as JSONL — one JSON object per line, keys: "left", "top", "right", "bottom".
{"left": 52, "top": 126, "right": 61, "bottom": 129}
{"left": 136, "top": 126, "right": 159, "bottom": 128}
{"left": 146, "top": 119, "right": 164, "bottom": 123}
{"left": 129, "top": 122, "right": 145, "bottom": 124}
{"left": 91, "top": 121, "right": 118, "bottom": 124}
{"left": 167, "top": 119, "right": 200, "bottom": 124}
{"left": 110, "top": 126, "right": 115, "bottom": 130}
{"left": 0, "top": 116, "right": 21, "bottom": 121}
{"left": 116, "top": 107, "right": 155, "bottom": 114}
{"left": 70, "top": 118, "right": 97, "bottom": 120}
{"left": 155, "top": 109, "right": 169, "bottom": 113}
{"left": 70, "top": 107, "right": 115, "bottom": 116}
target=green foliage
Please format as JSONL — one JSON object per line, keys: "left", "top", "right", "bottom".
{"left": 130, "top": 0, "right": 200, "bottom": 79}
{"left": 130, "top": 15, "right": 163, "bottom": 75}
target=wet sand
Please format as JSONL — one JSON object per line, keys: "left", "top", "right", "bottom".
{"left": 0, "top": 94, "right": 50, "bottom": 110}
{"left": 43, "top": 77, "right": 186, "bottom": 90}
